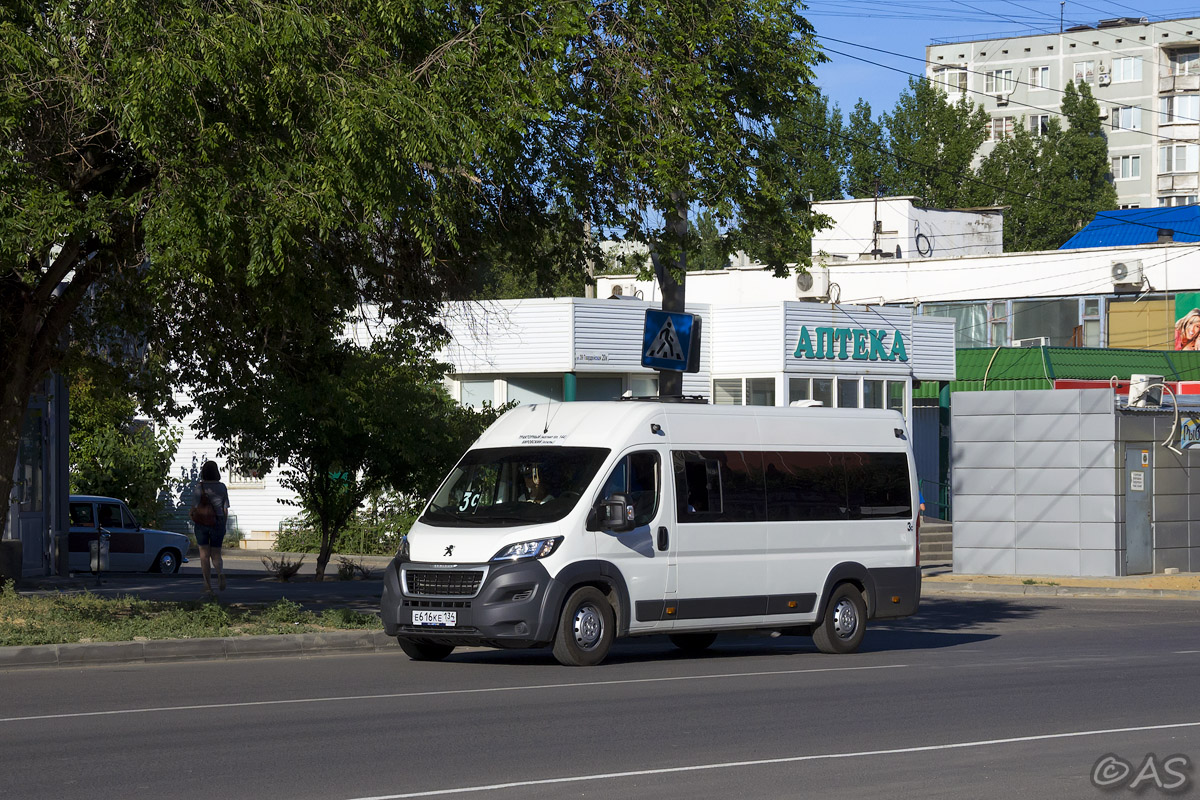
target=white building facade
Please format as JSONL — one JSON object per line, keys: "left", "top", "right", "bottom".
{"left": 926, "top": 16, "right": 1200, "bottom": 210}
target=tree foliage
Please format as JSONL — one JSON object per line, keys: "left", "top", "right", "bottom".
{"left": 973, "top": 82, "right": 1118, "bottom": 251}
{"left": 0, "top": 0, "right": 831, "bottom": 541}
{"left": 67, "top": 362, "right": 179, "bottom": 527}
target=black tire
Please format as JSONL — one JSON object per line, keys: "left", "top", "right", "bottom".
{"left": 397, "top": 637, "right": 455, "bottom": 661}
{"left": 812, "top": 583, "right": 867, "bottom": 655}
{"left": 552, "top": 586, "right": 615, "bottom": 666}
{"left": 668, "top": 632, "right": 718, "bottom": 653}
{"left": 152, "top": 549, "right": 181, "bottom": 574}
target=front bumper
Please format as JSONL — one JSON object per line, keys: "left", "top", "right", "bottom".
{"left": 380, "top": 558, "right": 563, "bottom": 648}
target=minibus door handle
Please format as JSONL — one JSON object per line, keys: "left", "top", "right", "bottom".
{"left": 657, "top": 526, "right": 669, "bottom": 551}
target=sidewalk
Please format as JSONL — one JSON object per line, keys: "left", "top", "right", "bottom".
{"left": 922, "top": 564, "right": 1200, "bottom": 599}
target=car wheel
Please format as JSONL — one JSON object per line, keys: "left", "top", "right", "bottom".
{"left": 152, "top": 549, "right": 181, "bottom": 574}
{"left": 396, "top": 637, "right": 455, "bottom": 661}
{"left": 668, "top": 632, "right": 718, "bottom": 653}
{"left": 552, "top": 586, "right": 615, "bottom": 666}
{"left": 812, "top": 583, "right": 867, "bottom": 655}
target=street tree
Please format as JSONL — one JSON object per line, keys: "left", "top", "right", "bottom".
{"left": 844, "top": 100, "right": 889, "bottom": 199}
{"left": 880, "top": 78, "right": 990, "bottom": 208}
{"left": 0, "top": 0, "right": 830, "bottom": 540}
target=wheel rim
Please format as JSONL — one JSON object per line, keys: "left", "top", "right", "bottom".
{"left": 832, "top": 597, "right": 859, "bottom": 640}
{"left": 572, "top": 603, "right": 604, "bottom": 650}
{"left": 160, "top": 553, "right": 176, "bottom": 572}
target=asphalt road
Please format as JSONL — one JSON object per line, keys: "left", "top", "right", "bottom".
{"left": 1, "top": 595, "right": 1198, "bottom": 800}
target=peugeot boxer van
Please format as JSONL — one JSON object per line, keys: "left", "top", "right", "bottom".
{"left": 381, "top": 399, "right": 920, "bottom": 666}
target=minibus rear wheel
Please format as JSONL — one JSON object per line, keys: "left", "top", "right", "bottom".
{"left": 397, "top": 637, "right": 455, "bottom": 661}
{"left": 812, "top": 583, "right": 866, "bottom": 655}
{"left": 552, "top": 586, "right": 615, "bottom": 666}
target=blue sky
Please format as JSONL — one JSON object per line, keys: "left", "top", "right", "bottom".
{"left": 804, "top": 0, "right": 1200, "bottom": 118}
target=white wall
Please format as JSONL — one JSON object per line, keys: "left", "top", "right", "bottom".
{"left": 596, "top": 241, "right": 1200, "bottom": 309}
{"left": 812, "top": 197, "right": 1003, "bottom": 261}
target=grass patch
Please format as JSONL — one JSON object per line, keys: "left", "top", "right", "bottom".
{"left": 0, "top": 585, "right": 380, "bottom": 647}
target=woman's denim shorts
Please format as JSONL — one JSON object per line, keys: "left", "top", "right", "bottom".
{"left": 194, "top": 516, "right": 227, "bottom": 548}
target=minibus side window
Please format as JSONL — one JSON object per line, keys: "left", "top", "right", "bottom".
{"left": 673, "top": 451, "right": 766, "bottom": 522}
{"left": 764, "top": 451, "right": 847, "bottom": 521}
{"left": 844, "top": 452, "right": 911, "bottom": 519}
{"left": 598, "top": 452, "right": 660, "bottom": 527}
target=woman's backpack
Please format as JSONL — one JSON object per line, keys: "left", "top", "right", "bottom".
{"left": 190, "top": 486, "right": 217, "bottom": 527}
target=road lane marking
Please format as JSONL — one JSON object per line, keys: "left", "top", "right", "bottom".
{"left": 346, "top": 720, "right": 1200, "bottom": 799}
{"left": 1175, "top": 650, "right": 1200, "bottom": 654}
{"left": 0, "top": 663, "right": 906, "bottom": 724}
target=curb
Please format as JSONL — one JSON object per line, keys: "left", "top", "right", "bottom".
{"left": 0, "top": 630, "right": 398, "bottom": 670}
{"left": 923, "top": 582, "right": 1200, "bottom": 600}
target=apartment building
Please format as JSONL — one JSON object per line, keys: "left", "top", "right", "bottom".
{"left": 926, "top": 16, "right": 1200, "bottom": 210}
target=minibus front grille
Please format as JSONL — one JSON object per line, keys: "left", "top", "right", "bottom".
{"left": 405, "top": 569, "right": 484, "bottom": 597}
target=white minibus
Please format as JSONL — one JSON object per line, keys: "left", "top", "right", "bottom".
{"left": 381, "top": 400, "right": 920, "bottom": 666}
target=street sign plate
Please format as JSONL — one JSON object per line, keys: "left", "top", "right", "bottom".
{"left": 642, "top": 310, "right": 701, "bottom": 372}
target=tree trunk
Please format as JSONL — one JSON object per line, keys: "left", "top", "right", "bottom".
{"left": 316, "top": 519, "right": 333, "bottom": 582}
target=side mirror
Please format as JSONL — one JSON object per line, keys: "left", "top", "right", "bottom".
{"left": 595, "top": 493, "right": 634, "bottom": 533}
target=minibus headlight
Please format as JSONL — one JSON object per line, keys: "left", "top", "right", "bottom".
{"left": 395, "top": 535, "right": 410, "bottom": 563}
{"left": 490, "top": 537, "right": 563, "bottom": 562}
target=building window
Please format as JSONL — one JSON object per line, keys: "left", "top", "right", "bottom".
{"left": 887, "top": 381, "right": 906, "bottom": 415}
{"left": 1012, "top": 298, "right": 1084, "bottom": 346}
{"left": 630, "top": 375, "right": 658, "bottom": 398}
{"left": 985, "top": 69, "right": 1015, "bottom": 93}
{"left": 788, "top": 377, "right": 810, "bottom": 404}
{"left": 989, "top": 300, "right": 1009, "bottom": 346}
{"left": 1119, "top": 203, "right": 1141, "bottom": 209}
{"left": 1112, "top": 56, "right": 1142, "bottom": 82}
{"left": 1160, "top": 95, "right": 1200, "bottom": 124}
{"left": 1111, "top": 106, "right": 1141, "bottom": 131}
{"left": 935, "top": 68, "right": 967, "bottom": 94}
{"left": 1073, "top": 60, "right": 1096, "bottom": 83}
{"left": 576, "top": 376, "right": 623, "bottom": 401}
{"left": 923, "top": 302, "right": 988, "bottom": 348}
{"left": 812, "top": 378, "right": 834, "bottom": 408}
{"left": 990, "top": 116, "right": 1015, "bottom": 141}
{"left": 713, "top": 378, "right": 742, "bottom": 405}
{"left": 1111, "top": 155, "right": 1141, "bottom": 180}
{"left": 1029, "top": 65, "right": 1050, "bottom": 89}
{"left": 837, "top": 378, "right": 860, "bottom": 409}
{"left": 1160, "top": 143, "right": 1199, "bottom": 174}
{"left": 1158, "top": 195, "right": 1198, "bottom": 207}
{"left": 506, "top": 376, "right": 563, "bottom": 406}
{"left": 1030, "top": 114, "right": 1050, "bottom": 136}
{"left": 863, "top": 379, "right": 884, "bottom": 409}
{"left": 460, "top": 379, "right": 496, "bottom": 409}
{"left": 1082, "top": 298, "right": 1102, "bottom": 348}
{"left": 1168, "top": 47, "right": 1200, "bottom": 76}
{"left": 746, "top": 378, "right": 775, "bottom": 407}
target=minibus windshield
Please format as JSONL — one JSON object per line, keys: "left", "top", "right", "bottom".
{"left": 421, "top": 447, "right": 610, "bottom": 527}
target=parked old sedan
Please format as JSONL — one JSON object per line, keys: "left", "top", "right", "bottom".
{"left": 68, "top": 495, "right": 191, "bottom": 574}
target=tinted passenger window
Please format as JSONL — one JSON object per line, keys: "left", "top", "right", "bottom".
{"left": 845, "top": 452, "right": 911, "bottom": 519}
{"left": 674, "top": 451, "right": 765, "bottom": 522}
{"left": 764, "top": 451, "right": 848, "bottom": 521}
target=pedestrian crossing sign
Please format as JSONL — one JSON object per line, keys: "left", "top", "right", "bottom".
{"left": 642, "top": 310, "right": 701, "bottom": 372}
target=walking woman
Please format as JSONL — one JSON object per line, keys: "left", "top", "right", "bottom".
{"left": 192, "top": 460, "right": 231, "bottom": 595}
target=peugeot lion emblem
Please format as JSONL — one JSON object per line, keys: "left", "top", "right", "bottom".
{"left": 443, "top": 545, "right": 455, "bottom": 557}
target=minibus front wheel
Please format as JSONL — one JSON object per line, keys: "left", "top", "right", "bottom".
{"left": 812, "top": 583, "right": 867, "bottom": 655}
{"left": 397, "top": 637, "right": 455, "bottom": 661}
{"left": 552, "top": 586, "right": 615, "bottom": 666}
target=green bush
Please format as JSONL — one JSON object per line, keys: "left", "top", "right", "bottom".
{"left": 274, "top": 507, "right": 417, "bottom": 556}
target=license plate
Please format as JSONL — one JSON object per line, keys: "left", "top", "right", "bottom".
{"left": 412, "top": 610, "right": 456, "bottom": 626}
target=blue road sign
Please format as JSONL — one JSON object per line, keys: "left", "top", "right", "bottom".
{"left": 642, "top": 309, "right": 701, "bottom": 372}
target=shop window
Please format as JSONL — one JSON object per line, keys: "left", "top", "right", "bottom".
{"left": 713, "top": 379, "right": 742, "bottom": 405}
{"left": 746, "top": 378, "right": 775, "bottom": 406}
{"left": 813, "top": 378, "right": 834, "bottom": 408}
{"left": 1012, "top": 298, "right": 1080, "bottom": 347}
{"left": 630, "top": 376, "right": 658, "bottom": 398}
{"left": 788, "top": 377, "right": 810, "bottom": 404}
{"left": 863, "top": 379, "right": 884, "bottom": 409}
{"left": 507, "top": 376, "right": 562, "bottom": 406}
{"left": 837, "top": 378, "right": 860, "bottom": 408}
{"left": 887, "top": 381, "right": 906, "bottom": 414}
{"left": 923, "top": 303, "right": 988, "bottom": 348}
{"left": 576, "top": 376, "right": 623, "bottom": 401}
{"left": 460, "top": 379, "right": 496, "bottom": 409}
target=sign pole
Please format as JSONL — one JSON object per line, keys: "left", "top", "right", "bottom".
{"left": 653, "top": 198, "right": 687, "bottom": 398}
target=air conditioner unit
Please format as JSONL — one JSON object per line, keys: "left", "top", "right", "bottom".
{"left": 1012, "top": 336, "right": 1049, "bottom": 347}
{"left": 1128, "top": 374, "right": 1164, "bottom": 407}
{"left": 1098, "top": 105, "right": 1110, "bottom": 119}
{"left": 1112, "top": 259, "right": 1143, "bottom": 289}
{"left": 794, "top": 266, "right": 830, "bottom": 300}
{"left": 995, "top": 94, "right": 1009, "bottom": 106}
{"left": 1098, "top": 73, "right": 1112, "bottom": 86}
